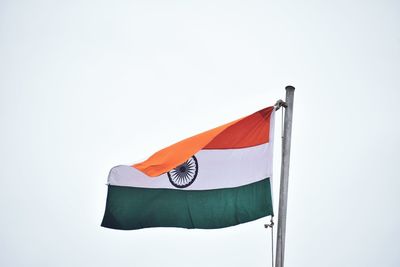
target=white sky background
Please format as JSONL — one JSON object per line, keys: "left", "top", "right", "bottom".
{"left": 1, "top": 0, "right": 399, "bottom": 266}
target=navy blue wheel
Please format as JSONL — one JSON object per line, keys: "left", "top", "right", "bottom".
{"left": 167, "top": 156, "right": 198, "bottom": 188}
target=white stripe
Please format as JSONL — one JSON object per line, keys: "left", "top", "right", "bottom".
{"left": 108, "top": 111, "right": 275, "bottom": 190}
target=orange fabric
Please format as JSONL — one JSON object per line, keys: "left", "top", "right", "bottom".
{"left": 133, "top": 106, "right": 274, "bottom": 177}
{"left": 204, "top": 107, "right": 272, "bottom": 149}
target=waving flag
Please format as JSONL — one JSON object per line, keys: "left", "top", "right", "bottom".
{"left": 101, "top": 106, "right": 275, "bottom": 230}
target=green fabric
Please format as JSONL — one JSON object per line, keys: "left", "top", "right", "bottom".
{"left": 101, "top": 178, "right": 273, "bottom": 230}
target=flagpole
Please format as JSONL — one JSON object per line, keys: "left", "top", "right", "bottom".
{"left": 275, "top": 85, "right": 295, "bottom": 267}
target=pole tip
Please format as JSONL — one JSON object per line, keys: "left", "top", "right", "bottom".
{"left": 285, "top": 85, "right": 295, "bottom": 91}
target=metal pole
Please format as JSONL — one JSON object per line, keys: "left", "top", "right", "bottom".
{"left": 275, "top": 85, "right": 295, "bottom": 267}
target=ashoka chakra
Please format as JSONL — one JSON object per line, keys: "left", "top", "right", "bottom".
{"left": 167, "top": 156, "right": 198, "bottom": 188}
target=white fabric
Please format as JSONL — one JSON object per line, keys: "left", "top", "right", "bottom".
{"left": 108, "top": 111, "right": 275, "bottom": 191}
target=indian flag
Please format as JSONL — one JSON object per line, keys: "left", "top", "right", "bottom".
{"left": 101, "top": 106, "right": 275, "bottom": 230}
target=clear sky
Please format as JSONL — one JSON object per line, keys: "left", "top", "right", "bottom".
{"left": 1, "top": 0, "right": 399, "bottom": 266}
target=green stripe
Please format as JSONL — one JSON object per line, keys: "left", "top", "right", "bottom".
{"left": 101, "top": 178, "right": 273, "bottom": 230}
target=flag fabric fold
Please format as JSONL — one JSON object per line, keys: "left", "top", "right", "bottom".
{"left": 102, "top": 106, "right": 275, "bottom": 230}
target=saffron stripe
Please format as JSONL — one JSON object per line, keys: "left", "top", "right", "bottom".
{"left": 133, "top": 107, "right": 274, "bottom": 177}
